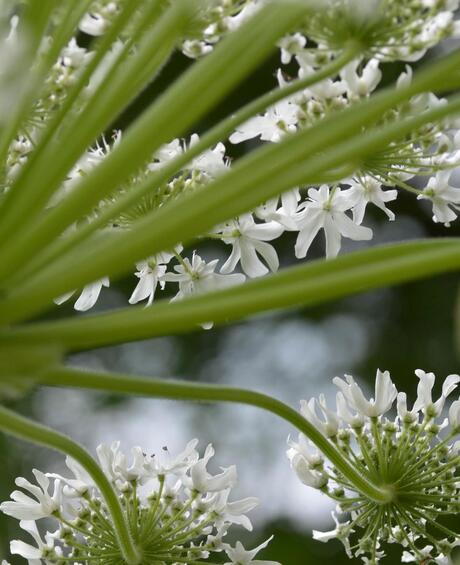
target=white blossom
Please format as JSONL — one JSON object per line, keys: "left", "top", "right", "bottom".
{"left": 229, "top": 99, "right": 299, "bottom": 144}
{"left": 341, "top": 58, "right": 382, "bottom": 98}
{"left": 129, "top": 251, "right": 175, "bottom": 306}
{"left": 218, "top": 214, "right": 284, "bottom": 278}
{"left": 300, "top": 395, "right": 339, "bottom": 437}
{"left": 449, "top": 399, "right": 460, "bottom": 431}
{"left": 295, "top": 185, "right": 373, "bottom": 259}
{"left": 413, "top": 369, "right": 460, "bottom": 416}
{"left": 54, "top": 277, "right": 110, "bottom": 312}
{"left": 164, "top": 253, "right": 245, "bottom": 299}
{"left": 10, "top": 520, "right": 59, "bottom": 565}
{"left": 345, "top": 176, "right": 398, "bottom": 223}
{"left": 2, "top": 441, "right": 273, "bottom": 564}
{"left": 187, "top": 444, "right": 237, "bottom": 493}
{"left": 418, "top": 170, "right": 460, "bottom": 226}
{"left": 223, "top": 536, "right": 280, "bottom": 565}
{"left": 333, "top": 369, "right": 397, "bottom": 418}
{"left": 0, "top": 470, "right": 61, "bottom": 521}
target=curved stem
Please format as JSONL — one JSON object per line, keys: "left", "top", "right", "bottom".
{"left": 0, "top": 405, "right": 141, "bottom": 565}
{"left": 41, "top": 366, "right": 394, "bottom": 504}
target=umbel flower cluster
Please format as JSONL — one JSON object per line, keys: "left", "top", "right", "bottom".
{"left": 0, "top": 440, "right": 278, "bottom": 565}
{"left": 288, "top": 369, "right": 460, "bottom": 564}
{"left": 2, "top": 0, "right": 460, "bottom": 312}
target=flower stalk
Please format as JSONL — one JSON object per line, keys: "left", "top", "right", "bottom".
{"left": 2, "top": 239, "right": 459, "bottom": 351}
{"left": 0, "top": 404, "right": 141, "bottom": 565}
{"left": 39, "top": 365, "right": 395, "bottom": 504}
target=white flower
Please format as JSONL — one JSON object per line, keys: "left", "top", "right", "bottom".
{"left": 345, "top": 177, "right": 398, "bottom": 224}
{"left": 255, "top": 188, "right": 301, "bottom": 230}
{"left": 190, "top": 133, "right": 229, "bottom": 177}
{"left": 164, "top": 253, "right": 245, "bottom": 299}
{"left": 396, "top": 392, "right": 419, "bottom": 424}
{"left": 278, "top": 33, "right": 307, "bottom": 64}
{"left": 0, "top": 470, "right": 61, "bottom": 520}
{"left": 149, "top": 139, "right": 183, "bottom": 171}
{"left": 3, "top": 441, "right": 267, "bottom": 565}
{"left": 129, "top": 251, "right": 175, "bottom": 306}
{"left": 413, "top": 369, "right": 460, "bottom": 416}
{"left": 182, "top": 39, "right": 213, "bottom": 59}
{"left": 54, "top": 277, "right": 110, "bottom": 312}
{"left": 218, "top": 214, "right": 284, "bottom": 278}
{"left": 295, "top": 185, "right": 373, "bottom": 259}
{"left": 203, "top": 489, "right": 259, "bottom": 531}
{"left": 299, "top": 395, "right": 339, "bottom": 438}
{"left": 288, "top": 452, "right": 328, "bottom": 489}
{"left": 341, "top": 58, "right": 382, "bottom": 98}
{"left": 313, "top": 513, "right": 354, "bottom": 559}
{"left": 10, "top": 520, "right": 59, "bottom": 565}
{"left": 287, "top": 434, "right": 324, "bottom": 468}
{"left": 187, "top": 444, "right": 237, "bottom": 494}
{"left": 229, "top": 99, "right": 298, "bottom": 144}
{"left": 333, "top": 369, "right": 397, "bottom": 418}
{"left": 418, "top": 170, "right": 460, "bottom": 226}
{"left": 79, "top": 12, "right": 109, "bottom": 36}
{"left": 449, "top": 399, "right": 460, "bottom": 431}
{"left": 150, "top": 438, "right": 200, "bottom": 477}
{"left": 223, "top": 536, "right": 280, "bottom": 565}
{"left": 336, "top": 391, "right": 365, "bottom": 428}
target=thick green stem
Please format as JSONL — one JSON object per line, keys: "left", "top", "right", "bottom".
{"left": 0, "top": 1, "right": 308, "bottom": 284}
{"left": 2, "top": 239, "right": 459, "bottom": 351}
{"left": 11, "top": 45, "right": 360, "bottom": 285}
{"left": 3, "top": 73, "right": 460, "bottom": 326}
{"left": 0, "top": 405, "right": 141, "bottom": 564}
{"left": 41, "top": 366, "right": 394, "bottom": 504}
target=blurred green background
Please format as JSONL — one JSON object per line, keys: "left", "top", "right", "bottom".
{"left": 1, "top": 45, "right": 460, "bottom": 564}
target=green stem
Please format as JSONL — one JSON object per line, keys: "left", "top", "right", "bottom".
{"left": 41, "top": 365, "right": 394, "bottom": 504}
{"left": 11, "top": 45, "right": 360, "bottom": 285}
{"left": 0, "top": 1, "right": 309, "bottom": 285}
{"left": 4, "top": 81, "right": 460, "bottom": 326}
{"left": 2, "top": 239, "right": 459, "bottom": 351}
{"left": 0, "top": 405, "right": 141, "bottom": 565}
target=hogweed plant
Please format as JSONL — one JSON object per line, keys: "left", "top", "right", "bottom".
{"left": 1, "top": 0, "right": 460, "bottom": 563}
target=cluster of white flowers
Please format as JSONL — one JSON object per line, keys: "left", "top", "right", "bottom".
{"left": 2, "top": 0, "right": 460, "bottom": 315}
{"left": 1, "top": 440, "right": 279, "bottom": 565}
{"left": 288, "top": 369, "right": 460, "bottom": 564}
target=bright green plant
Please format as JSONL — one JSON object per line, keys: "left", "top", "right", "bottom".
{"left": 1, "top": 1, "right": 460, "bottom": 563}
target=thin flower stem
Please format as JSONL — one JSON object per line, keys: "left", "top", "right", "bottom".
{"left": 41, "top": 366, "right": 395, "bottom": 504}
{"left": 0, "top": 405, "right": 141, "bottom": 565}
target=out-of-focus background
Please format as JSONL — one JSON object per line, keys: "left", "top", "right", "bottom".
{"left": 1, "top": 40, "right": 460, "bottom": 564}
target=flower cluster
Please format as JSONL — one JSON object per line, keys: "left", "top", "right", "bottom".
{"left": 2, "top": 0, "right": 460, "bottom": 315}
{"left": 1, "top": 440, "right": 279, "bottom": 565}
{"left": 288, "top": 369, "right": 460, "bottom": 563}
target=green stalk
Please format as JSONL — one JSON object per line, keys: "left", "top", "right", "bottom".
{"left": 0, "top": 0, "right": 94, "bottom": 169}
{"left": 0, "top": 405, "right": 141, "bottom": 564}
{"left": 11, "top": 45, "right": 361, "bottom": 284}
{"left": 2, "top": 239, "right": 459, "bottom": 351}
{"left": 0, "top": 0, "right": 147, "bottom": 229}
{"left": 0, "top": 0, "right": 192, "bottom": 255}
{"left": 2, "top": 89, "right": 460, "bottom": 326}
{"left": 40, "top": 366, "right": 394, "bottom": 504}
{"left": 0, "top": 1, "right": 309, "bottom": 283}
